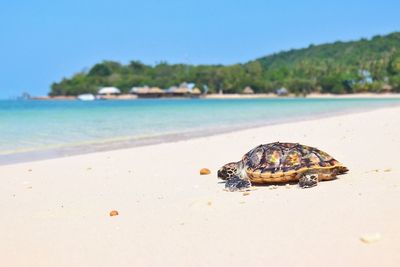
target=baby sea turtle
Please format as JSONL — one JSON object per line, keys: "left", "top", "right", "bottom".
{"left": 218, "top": 142, "right": 348, "bottom": 191}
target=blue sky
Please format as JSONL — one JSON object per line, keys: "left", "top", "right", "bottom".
{"left": 0, "top": 0, "right": 399, "bottom": 98}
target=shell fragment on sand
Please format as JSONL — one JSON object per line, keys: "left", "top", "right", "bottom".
{"left": 109, "top": 210, "right": 119, "bottom": 217}
{"left": 360, "top": 233, "right": 381, "bottom": 243}
{"left": 200, "top": 168, "right": 211, "bottom": 175}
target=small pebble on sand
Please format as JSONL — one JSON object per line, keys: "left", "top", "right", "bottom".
{"left": 200, "top": 168, "right": 211, "bottom": 175}
{"left": 243, "top": 192, "right": 250, "bottom": 196}
{"left": 360, "top": 233, "right": 381, "bottom": 243}
{"left": 109, "top": 210, "right": 119, "bottom": 217}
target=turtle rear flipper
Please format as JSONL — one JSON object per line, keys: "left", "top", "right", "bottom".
{"left": 225, "top": 176, "right": 251, "bottom": 192}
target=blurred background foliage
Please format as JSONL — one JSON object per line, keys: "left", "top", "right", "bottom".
{"left": 50, "top": 32, "right": 400, "bottom": 96}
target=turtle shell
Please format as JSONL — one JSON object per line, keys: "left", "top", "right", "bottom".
{"left": 242, "top": 142, "right": 345, "bottom": 183}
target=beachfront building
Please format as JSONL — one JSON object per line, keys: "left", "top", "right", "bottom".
{"left": 163, "top": 82, "right": 198, "bottom": 97}
{"left": 179, "top": 82, "right": 195, "bottom": 90}
{"left": 130, "top": 86, "right": 150, "bottom": 94}
{"left": 98, "top": 87, "right": 121, "bottom": 96}
{"left": 191, "top": 88, "right": 201, "bottom": 95}
{"left": 276, "top": 87, "right": 288, "bottom": 96}
{"left": 381, "top": 84, "right": 393, "bottom": 93}
{"left": 130, "top": 82, "right": 201, "bottom": 98}
{"left": 165, "top": 86, "right": 190, "bottom": 97}
{"left": 242, "top": 86, "right": 254, "bottom": 94}
{"left": 130, "top": 86, "right": 165, "bottom": 98}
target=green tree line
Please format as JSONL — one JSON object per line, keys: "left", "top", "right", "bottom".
{"left": 50, "top": 32, "right": 400, "bottom": 96}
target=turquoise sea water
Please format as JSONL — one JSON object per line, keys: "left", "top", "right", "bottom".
{"left": 1, "top": 98, "right": 400, "bottom": 156}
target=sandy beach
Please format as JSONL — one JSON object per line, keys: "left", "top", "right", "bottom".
{"left": 1, "top": 106, "right": 400, "bottom": 266}
{"left": 30, "top": 93, "right": 400, "bottom": 101}
{"left": 205, "top": 93, "right": 400, "bottom": 99}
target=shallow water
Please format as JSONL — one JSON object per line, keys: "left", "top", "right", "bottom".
{"left": 1, "top": 98, "right": 399, "bottom": 156}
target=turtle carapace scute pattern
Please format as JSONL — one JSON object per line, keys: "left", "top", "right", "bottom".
{"left": 217, "top": 142, "right": 348, "bottom": 191}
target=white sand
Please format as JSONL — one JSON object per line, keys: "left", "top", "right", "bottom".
{"left": 1, "top": 107, "right": 400, "bottom": 267}
{"left": 205, "top": 93, "right": 400, "bottom": 99}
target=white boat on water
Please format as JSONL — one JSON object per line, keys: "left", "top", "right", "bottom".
{"left": 77, "top": 94, "right": 96, "bottom": 101}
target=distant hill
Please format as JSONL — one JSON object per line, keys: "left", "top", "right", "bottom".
{"left": 50, "top": 32, "right": 400, "bottom": 96}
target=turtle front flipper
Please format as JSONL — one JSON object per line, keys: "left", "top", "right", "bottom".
{"left": 298, "top": 171, "right": 318, "bottom": 188}
{"left": 225, "top": 176, "right": 251, "bottom": 192}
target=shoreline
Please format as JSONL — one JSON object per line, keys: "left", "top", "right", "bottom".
{"left": 206, "top": 92, "right": 400, "bottom": 99}
{"left": 2, "top": 103, "right": 400, "bottom": 166}
{"left": 26, "top": 92, "right": 400, "bottom": 101}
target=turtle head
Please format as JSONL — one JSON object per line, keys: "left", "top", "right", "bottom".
{"left": 218, "top": 161, "right": 243, "bottom": 180}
